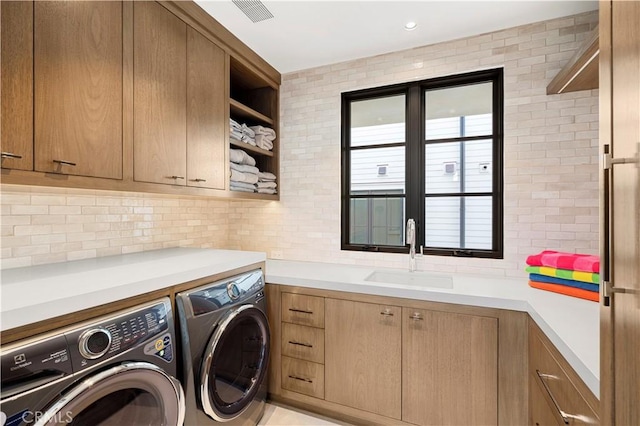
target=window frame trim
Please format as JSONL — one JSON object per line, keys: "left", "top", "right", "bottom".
{"left": 341, "top": 68, "right": 504, "bottom": 259}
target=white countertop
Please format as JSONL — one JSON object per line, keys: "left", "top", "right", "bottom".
{"left": 0, "top": 248, "right": 266, "bottom": 332}
{"left": 266, "top": 259, "right": 600, "bottom": 398}
{"left": 0, "top": 249, "right": 599, "bottom": 399}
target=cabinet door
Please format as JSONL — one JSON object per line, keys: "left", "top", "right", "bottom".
{"left": 324, "top": 299, "right": 401, "bottom": 420}
{"left": 186, "top": 27, "right": 226, "bottom": 190}
{"left": 530, "top": 376, "right": 562, "bottom": 426}
{"left": 600, "top": 2, "right": 640, "bottom": 425}
{"left": 1, "top": 1, "right": 33, "bottom": 171}
{"left": 402, "top": 308, "right": 498, "bottom": 425}
{"left": 34, "top": 1, "right": 122, "bottom": 179}
{"left": 133, "top": 1, "right": 186, "bottom": 185}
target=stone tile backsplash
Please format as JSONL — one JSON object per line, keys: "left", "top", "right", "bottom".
{"left": 1, "top": 11, "right": 599, "bottom": 279}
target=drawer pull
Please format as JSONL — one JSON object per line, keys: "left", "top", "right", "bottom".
{"left": 380, "top": 308, "right": 394, "bottom": 317}
{"left": 190, "top": 178, "right": 206, "bottom": 182}
{"left": 288, "top": 375, "right": 313, "bottom": 383}
{"left": 536, "top": 370, "right": 570, "bottom": 424}
{"left": 288, "top": 340, "right": 313, "bottom": 348}
{"left": 410, "top": 312, "right": 423, "bottom": 321}
{"left": 53, "top": 159, "right": 76, "bottom": 166}
{"left": 289, "top": 308, "right": 313, "bottom": 314}
{"left": 1, "top": 152, "right": 23, "bottom": 159}
{"left": 167, "top": 175, "right": 185, "bottom": 180}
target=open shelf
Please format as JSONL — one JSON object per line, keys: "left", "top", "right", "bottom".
{"left": 547, "top": 26, "right": 599, "bottom": 94}
{"left": 230, "top": 139, "right": 274, "bottom": 157}
{"left": 230, "top": 98, "right": 274, "bottom": 126}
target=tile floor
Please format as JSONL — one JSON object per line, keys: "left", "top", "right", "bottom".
{"left": 259, "top": 403, "right": 346, "bottom": 425}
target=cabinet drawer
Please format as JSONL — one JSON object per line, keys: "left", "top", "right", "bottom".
{"left": 282, "top": 322, "right": 324, "bottom": 364}
{"left": 529, "top": 324, "right": 598, "bottom": 425}
{"left": 282, "top": 356, "right": 324, "bottom": 399}
{"left": 281, "top": 293, "right": 324, "bottom": 328}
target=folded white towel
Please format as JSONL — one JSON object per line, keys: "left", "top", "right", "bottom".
{"left": 230, "top": 118, "right": 242, "bottom": 130}
{"left": 257, "top": 181, "right": 277, "bottom": 189}
{"left": 230, "top": 162, "right": 259, "bottom": 175}
{"left": 230, "top": 181, "right": 256, "bottom": 191}
{"left": 230, "top": 185, "right": 255, "bottom": 193}
{"left": 250, "top": 125, "right": 276, "bottom": 140}
{"left": 241, "top": 134, "right": 256, "bottom": 146}
{"left": 229, "top": 149, "right": 256, "bottom": 166}
{"left": 258, "top": 171, "right": 277, "bottom": 181}
{"left": 230, "top": 169, "right": 259, "bottom": 184}
{"left": 257, "top": 187, "right": 277, "bottom": 195}
{"left": 241, "top": 123, "right": 255, "bottom": 138}
{"left": 254, "top": 134, "right": 274, "bottom": 151}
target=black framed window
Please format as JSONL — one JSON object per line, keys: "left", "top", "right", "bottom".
{"left": 341, "top": 69, "right": 503, "bottom": 258}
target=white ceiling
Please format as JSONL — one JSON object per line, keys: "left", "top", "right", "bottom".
{"left": 195, "top": 1, "right": 598, "bottom": 74}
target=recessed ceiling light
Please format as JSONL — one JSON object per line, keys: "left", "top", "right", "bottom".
{"left": 404, "top": 22, "right": 417, "bottom": 31}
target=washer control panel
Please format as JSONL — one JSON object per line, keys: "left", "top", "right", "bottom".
{"left": 66, "top": 300, "right": 171, "bottom": 370}
{"left": 187, "top": 269, "right": 264, "bottom": 316}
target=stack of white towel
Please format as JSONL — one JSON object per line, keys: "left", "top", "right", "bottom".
{"left": 230, "top": 118, "right": 276, "bottom": 152}
{"left": 230, "top": 148, "right": 258, "bottom": 193}
{"left": 256, "top": 171, "right": 277, "bottom": 195}
{"left": 229, "top": 148, "right": 277, "bottom": 195}
{"left": 249, "top": 125, "right": 276, "bottom": 151}
{"left": 230, "top": 118, "right": 257, "bottom": 146}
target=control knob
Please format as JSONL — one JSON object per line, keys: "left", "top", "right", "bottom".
{"left": 78, "top": 328, "right": 112, "bottom": 359}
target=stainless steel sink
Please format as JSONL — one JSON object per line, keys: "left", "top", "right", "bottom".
{"left": 365, "top": 270, "right": 453, "bottom": 289}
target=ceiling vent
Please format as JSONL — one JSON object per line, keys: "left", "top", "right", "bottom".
{"left": 232, "top": 0, "right": 274, "bottom": 23}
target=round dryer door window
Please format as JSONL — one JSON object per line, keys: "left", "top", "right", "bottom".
{"left": 200, "top": 305, "right": 270, "bottom": 422}
{"left": 33, "top": 362, "right": 185, "bottom": 426}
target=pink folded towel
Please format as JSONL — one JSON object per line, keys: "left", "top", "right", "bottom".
{"left": 526, "top": 250, "right": 599, "bottom": 273}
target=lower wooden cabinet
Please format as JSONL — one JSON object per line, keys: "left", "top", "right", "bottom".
{"left": 402, "top": 308, "right": 498, "bottom": 425}
{"left": 267, "top": 284, "right": 529, "bottom": 425}
{"left": 325, "top": 299, "right": 402, "bottom": 420}
{"left": 528, "top": 320, "right": 599, "bottom": 425}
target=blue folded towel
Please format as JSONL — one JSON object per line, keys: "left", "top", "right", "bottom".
{"left": 529, "top": 273, "right": 599, "bottom": 293}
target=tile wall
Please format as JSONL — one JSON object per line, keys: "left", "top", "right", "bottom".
{"left": 1, "top": 185, "right": 230, "bottom": 269}
{"left": 1, "top": 12, "right": 600, "bottom": 278}
{"left": 227, "top": 11, "right": 600, "bottom": 278}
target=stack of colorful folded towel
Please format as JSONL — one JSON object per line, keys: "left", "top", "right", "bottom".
{"left": 526, "top": 250, "right": 600, "bottom": 302}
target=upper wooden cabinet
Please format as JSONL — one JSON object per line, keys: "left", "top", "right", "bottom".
{"left": 133, "top": 1, "right": 187, "bottom": 186}
{"left": 186, "top": 27, "right": 227, "bottom": 190}
{"left": 0, "top": 0, "right": 280, "bottom": 199}
{"left": 34, "top": 1, "right": 123, "bottom": 179}
{"left": 1, "top": 1, "right": 33, "bottom": 171}
{"left": 402, "top": 308, "right": 498, "bottom": 425}
{"left": 324, "top": 298, "right": 402, "bottom": 420}
{"left": 547, "top": 26, "right": 599, "bottom": 94}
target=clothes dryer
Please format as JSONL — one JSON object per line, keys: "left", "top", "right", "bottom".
{"left": 176, "top": 269, "right": 269, "bottom": 425}
{"left": 0, "top": 298, "right": 184, "bottom": 426}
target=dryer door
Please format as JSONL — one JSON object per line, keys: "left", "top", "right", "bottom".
{"left": 200, "top": 304, "right": 270, "bottom": 422}
{"left": 34, "top": 362, "right": 185, "bottom": 426}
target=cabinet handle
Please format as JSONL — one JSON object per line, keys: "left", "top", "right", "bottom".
{"left": 189, "top": 178, "right": 206, "bottom": 182}
{"left": 535, "top": 370, "right": 570, "bottom": 425}
{"left": 288, "top": 375, "right": 313, "bottom": 383}
{"left": 380, "top": 308, "right": 394, "bottom": 317}
{"left": 53, "top": 159, "right": 76, "bottom": 166}
{"left": 289, "top": 308, "right": 313, "bottom": 314}
{"left": 288, "top": 340, "right": 313, "bottom": 348}
{"left": 409, "top": 312, "right": 423, "bottom": 321}
{"left": 167, "top": 175, "right": 185, "bottom": 180}
{"left": 1, "top": 152, "right": 23, "bottom": 159}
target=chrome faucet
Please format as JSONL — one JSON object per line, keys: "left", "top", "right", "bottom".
{"left": 406, "top": 218, "right": 416, "bottom": 272}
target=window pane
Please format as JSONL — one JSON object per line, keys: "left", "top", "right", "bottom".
{"left": 350, "top": 197, "right": 405, "bottom": 246}
{"left": 425, "top": 196, "right": 493, "bottom": 250}
{"left": 351, "top": 147, "right": 405, "bottom": 194}
{"left": 425, "top": 140, "right": 493, "bottom": 194}
{"left": 351, "top": 95, "right": 405, "bottom": 147}
{"left": 425, "top": 83, "right": 492, "bottom": 140}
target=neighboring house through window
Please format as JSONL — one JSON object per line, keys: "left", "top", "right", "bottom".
{"left": 341, "top": 68, "right": 504, "bottom": 258}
